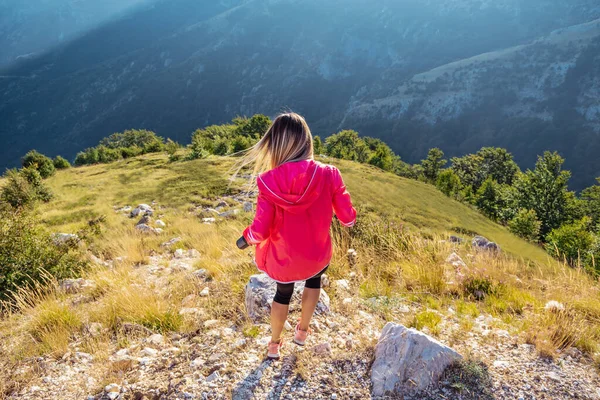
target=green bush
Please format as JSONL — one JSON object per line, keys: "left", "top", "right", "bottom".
{"left": 436, "top": 169, "right": 462, "bottom": 198}
{"left": 0, "top": 209, "right": 86, "bottom": 300}
{"left": 100, "top": 129, "right": 164, "bottom": 151}
{"left": 53, "top": 156, "right": 71, "bottom": 169}
{"left": 325, "top": 130, "right": 370, "bottom": 162}
{"left": 22, "top": 150, "right": 55, "bottom": 179}
{"left": 545, "top": 218, "right": 596, "bottom": 269}
{"left": 421, "top": 148, "right": 447, "bottom": 183}
{"left": 165, "top": 139, "right": 180, "bottom": 162}
{"left": 509, "top": 209, "right": 541, "bottom": 242}
{"left": 1, "top": 168, "right": 52, "bottom": 209}
{"left": 233, "top": 114, "right": 271, "bottom": 138}
{"left": 74, "top": 148, "right": 99, "bottom": 166}
{"left": 120, "top": 146, "right": 143, "bottom": 159}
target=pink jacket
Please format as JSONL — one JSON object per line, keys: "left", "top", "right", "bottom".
{"left": 243, "top": 159, "right": 356, "bottom": 283}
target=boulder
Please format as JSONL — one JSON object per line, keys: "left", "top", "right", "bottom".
{"left": 136, "top": 215, "right": 152, "bottom": 226}
{"left": 244, "top": 274, "right": 330, "bottom": 322}
{"left": 371, "top": 323, "right": 462, "bottom": 397}
{"left": 471, "top": 236, "right": 501, "bottom": 252}
{"left": 347, "top": 248, "right": 358, "bottom": 267}
{"left": 155, "top": 219, "right": 167, "bottom": 228}
{"left": 130, "top": 204, "right": 153, "bottom": 218}
{"left": 449, "top": 235, "right": 464, "bottom": 243}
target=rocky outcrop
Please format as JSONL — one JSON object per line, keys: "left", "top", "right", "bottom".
{"left": 472, "top": 236, "right": 501, "bottom": 252}
{"left": 130, "top": 204, "right": 153, "bottom": 218}
{"left": 371, "top": 322, "right": 462, "bottom": 398}
{"left": 244, "top": 274, "right": 330, "bottom": 322}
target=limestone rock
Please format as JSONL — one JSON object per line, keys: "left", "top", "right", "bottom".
{"left": 161, "top": 237, "right": 182, "bottom": 248}
{"left": 445, "top": 252, "right": 466, "bottom": 268}
{"left": 244, "top": 274, "right": 330, "bottom": 322}
{"left": 155, "top": 219, "right": 166, "bottom": 228}
{"left": 371, "top": 322, "right": 462, "bottom": 397}
{"left": 472, "top": 236, "right": 501, "bottom": 252}
{"left": 136, "top": 215, "right": 152, "bottom": 226}
{"left": 243, "top": 202, "right": 253, "bottom": 212}
{"left": 130, "top": 204, "right": 153, "bottom": 218}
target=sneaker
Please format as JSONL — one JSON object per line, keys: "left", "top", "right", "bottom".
{"left": 267, "top": 339, "right": 283, "bottom": 359}
{"left": 293, "top": 323, "right": 311, "bottom": 346}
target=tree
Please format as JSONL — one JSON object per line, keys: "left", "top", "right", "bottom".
{"left": 165, "top": 139, "right": 180, "bottom": 162}
{"left": 515, "top": 152, "right": 573, "bottom": 236}
{"left": 53, "top": 156, "right": 71, "bottom": 169}
{"left": 475, "top": 178, "right": 502, "bottom": 220}
{"left": 545, "top": 218, "right": 596, "bottom": 269}
{"left": 100, "top": 129, "right": 164, "bottom": 152}
{"left": 436, "top": 169, "right": 462, "bottom": 199}
{"left": 509, "top": 209, "right": 541, "bottom": 242}
{"left": 313, "top": 136, "right": 324, "bottom": 155}
{"left": 368, "top": 143, "right": 395, "bottom": 171}
{"left": 451, "top": 147, "right": 519, "bottom": 191}
{"left": 325, "top": 130, "right": 370, "bottom": 162}
{"left": 21, "top": 150, "right": 55, "bottom": 179}
{"left": 421, "top": 148, "right": 447, "bottom": 183}
{"left": 582, "top": 178, "right": 600, "bottom": 227}
{"left": 233, "top": 114, "right": 272, "bottom": 138}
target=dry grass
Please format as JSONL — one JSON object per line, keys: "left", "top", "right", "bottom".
{"left": 1, "top": 153, "right": 600, "bottom": 394}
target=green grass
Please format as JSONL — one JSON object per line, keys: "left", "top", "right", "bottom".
{"left": 40, "top": 154, "right": 551, "bottom": 266}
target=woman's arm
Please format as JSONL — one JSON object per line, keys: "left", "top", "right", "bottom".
{"left": 243, "top": 191, "right": 276, "bottom": 245}
{"left": 332, "top": 167, "right": 357, "bottom": 227}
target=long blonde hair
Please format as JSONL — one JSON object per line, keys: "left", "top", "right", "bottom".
{"left": 237, "top": 112, "right": 314, "bottom": 177}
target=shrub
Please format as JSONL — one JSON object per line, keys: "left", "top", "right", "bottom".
{"left": 1, "top": 168, "right": 52, "bottom": 209}
{"left": 325, "top": 130, "right": 370, "bottom": 162}
{"left": 96, "top": 145, "right": 121, "bottom": 163}
{"left": 120, "top": 146, "right": 143, "bottom": 159}
{"left": 509, "top": 209, "right": 541, "bottom": 241}
{"left": 100, "top": 129, "right": 164, "bottom": 151}
{"left": 74, "top": 148, "right": 99, "bottom": 166}
{"left": 231, "top": 135, "right": 253, "bottom": 153}
{"left": 313, "top": 136, "right": 324, "bottom": 155}
{"left": 545, "top": 218, "right": 596, "bottom": 269}
{"left": 436, "top": 169, "right": 462, "bottom": 198}
{"left": 22, "top": 150, "right": 55, "bottom": 179}
{"left": 0, "top": 209, "right": 86, "bottom": 300}
{"left": 421, "top": 148, "right": 447, "bottom": 183}
{"left": 213, "top": 138, "right": 231, "bottom": 155}
{"left": 233, "top": 114, "right": 271, "bottom": 138}
{"left": 52, "top": 156, "right": 71, "bottom": 169}
{"left": 165, "top": 139, "right": 180, "bottom": 162}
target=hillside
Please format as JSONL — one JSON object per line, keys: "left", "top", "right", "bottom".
{"left": 1, "top": 154, "right": 599, "bottom": 399}
{"left": 2, "top": 0, "right": 600, "bottom": 188}
{"left": 0, "top": 0, "right": 146, "bottom": 66}
{"left": 343, "top": 18, "right": 600, "bottom": 190}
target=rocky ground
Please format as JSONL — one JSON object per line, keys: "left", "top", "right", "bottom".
{"left": 4, "top": 200, "right": 600, "bottom": 400}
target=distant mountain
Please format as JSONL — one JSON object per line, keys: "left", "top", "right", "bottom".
{"left": 0, "top": 0, "right": 147, "bottom": 66}
{"left": 1, "top": 0, "right": 599, "bottom": 188}
{"left": 343, "top": 19, "right": 600, "bottom": 190}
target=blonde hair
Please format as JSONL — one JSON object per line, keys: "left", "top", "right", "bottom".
{"left": 237, "top": 112, "right": 314, "bottom": 177}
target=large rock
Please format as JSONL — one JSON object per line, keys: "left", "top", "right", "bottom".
{"left": 130, "top": 204, "right": 154, "bottom": 218}
{"left": 371, "top": 323, "right": 462, "bottom": 397}
{"left": 471, "top": 235, "right": 501, "bottom": 252}
{"left": 244, "top": 274, "right": 330, "bottom": 322}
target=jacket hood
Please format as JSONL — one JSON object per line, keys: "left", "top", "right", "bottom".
{"left": 257, "top": 159, "right": 324, "bottom": 213}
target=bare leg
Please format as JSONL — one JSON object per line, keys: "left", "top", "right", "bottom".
{"left": 270, "top": 301, "right": 289, "bottom": 343}
{"left": 299, "top": 288, "right": 320, "bottom": 331}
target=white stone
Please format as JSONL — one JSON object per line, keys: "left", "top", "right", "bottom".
{"left": 191, "top": 357, "right": 205, "bottom": 368}
{"left": 445, "top": 252, "right": 466, "bottom": 268}
{"left": 59, "top": 278, "right": 95, "bottom": 294}
{"left": 243, "top": 202, "right": 253, "bottom": 212}
{"left": 544, "top": 300, "right": 565, "bottom": 313}
{"left": 147, "top": 334, "right": 165, "bottom": 346}
{"left": 155, "top": 220, "right": 166, "bottom": 227}
{"left": 333, "top": 279, "right": 350, "bottom": 291}
{"left": 161, "top": 237, "right": 182, "bottom": 248}
{"left": 205, "top": 371, "right": 220, "bottom": 382}
{"left": 52, "top": 233, "right": 80, "bottom": 246}
{"left": 188, "top": 249, "right": 201, "bottom": 258}
{"left": 202, "top": 217, "right": 216, "bottom": 224}
{"left": 204, "top": 320, "right": 219, "bottom": 328}
{"left": 371, "top": 323, "right": 462, "bottom": 397}
{"left": 200, "top": 287, "right": 210, "bottom": 297}
{"left": 244, "top": 274, "right": 330, "bottom": 322}
{"left": 174, "top": 249, "right": 185, "bottom": 259}
{"left": 141, "top": 347, "right": 158, "bottom": 357}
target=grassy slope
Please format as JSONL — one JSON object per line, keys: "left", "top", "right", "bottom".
{"left": 39, "top": 153, "right": 551, "bottom": 265}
